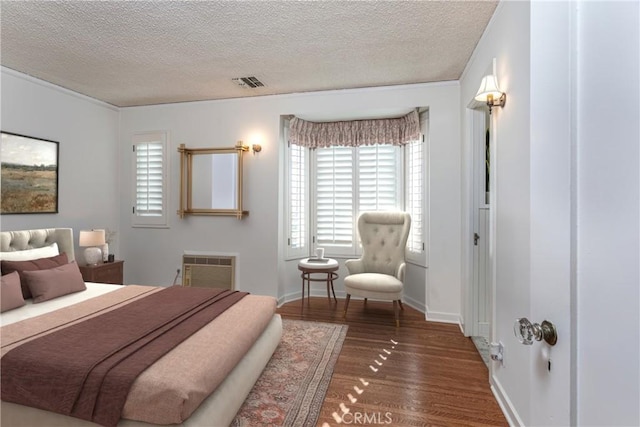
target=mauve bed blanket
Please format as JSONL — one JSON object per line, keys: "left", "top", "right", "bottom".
{"left": 1, "top": 285, "right": 277, "bottom": 425}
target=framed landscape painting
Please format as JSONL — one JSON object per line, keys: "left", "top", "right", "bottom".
{"left": 1, "top": 131, "right": 59, "bottom": 214}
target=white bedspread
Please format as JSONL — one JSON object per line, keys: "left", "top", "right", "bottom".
{"left": 0, "top": 282, "right": 121, "bottom": 326}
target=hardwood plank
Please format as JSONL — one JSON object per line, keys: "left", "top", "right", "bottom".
{"left": 277, "top": 297, "right": 508, "bottom": 426}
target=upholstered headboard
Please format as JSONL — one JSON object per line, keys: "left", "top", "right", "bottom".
{"left": 0, "top": 228, "right": 75, "bottom": 262}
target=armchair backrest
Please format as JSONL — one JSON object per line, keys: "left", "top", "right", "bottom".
{"left": 357, "top": 211, "right": 411, "bottom": 277}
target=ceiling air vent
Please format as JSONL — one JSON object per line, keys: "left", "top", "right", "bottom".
{"left": 232, "top": 76, "right": 265, "bottom": 89}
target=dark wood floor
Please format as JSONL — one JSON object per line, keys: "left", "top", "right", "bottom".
{"left": 277, "top": 297, "right": 508, "bottom": 427}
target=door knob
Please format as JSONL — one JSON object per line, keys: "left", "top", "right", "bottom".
{"left": 514, "top": 318, "right": 557, "bottom": 346}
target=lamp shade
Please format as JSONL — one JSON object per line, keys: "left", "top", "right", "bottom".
{"left": 79, "top": 229, "right": 106, "bottom": 247}
{"left": 475, "top": 74, "right": 503, "bottom": 102}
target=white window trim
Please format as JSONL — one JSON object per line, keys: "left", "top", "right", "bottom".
{"left": 131, "top": 131, "right": 170, "bottom": 228}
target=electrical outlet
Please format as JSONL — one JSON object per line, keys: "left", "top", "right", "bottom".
{"left": 490, "top": 341, "right": 505, "bottom": 366}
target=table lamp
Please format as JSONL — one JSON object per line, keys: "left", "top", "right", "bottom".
{"left": 79, "top": 229, "right": 106, "bottom": 265}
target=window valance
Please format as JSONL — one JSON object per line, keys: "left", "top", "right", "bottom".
{"left": 289, "top": 110, "right": 420, "bottom": 148}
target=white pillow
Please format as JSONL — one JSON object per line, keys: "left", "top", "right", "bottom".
{"left": 0, "top": 243, "right": 60, "bottom": 261}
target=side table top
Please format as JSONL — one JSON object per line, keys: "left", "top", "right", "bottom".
{"left": 298, "top": 257, "right": 339, "bottom": 270}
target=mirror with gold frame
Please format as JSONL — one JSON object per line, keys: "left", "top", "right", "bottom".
{"left": 177, "top": 143, "right": 248, "bottom": 219}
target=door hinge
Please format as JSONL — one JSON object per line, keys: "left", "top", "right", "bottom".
{"left": 474, "top": 233, "right": 480, "bottom": 246}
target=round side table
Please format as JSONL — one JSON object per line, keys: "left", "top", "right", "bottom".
{"left": 297, "top": 258, "right": 339, "bottom": 310}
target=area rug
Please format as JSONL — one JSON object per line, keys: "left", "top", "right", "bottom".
{"left": 231, "top": 319, "right": 348, "bottom": 427}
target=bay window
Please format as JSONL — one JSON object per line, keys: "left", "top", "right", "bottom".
{"left": 285, "top": 111, "right": 428, "bottom": 266}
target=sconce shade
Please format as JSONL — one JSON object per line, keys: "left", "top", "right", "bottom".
{"left": 475, "top": 74, "right": 503, "bottom": 102}
{"left": 79, "top": 230, "right": 106, "bottom": 247}
{"left": 475, "top": 74, "right": 506, "bottom": 114}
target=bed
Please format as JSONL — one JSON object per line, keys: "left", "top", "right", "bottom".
{"left": 0, "top": 228, "right": 282, "bottom": 427}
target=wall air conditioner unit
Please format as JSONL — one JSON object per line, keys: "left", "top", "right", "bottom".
{"left": 182, "top": 254, "right": 235, "bottom": 290}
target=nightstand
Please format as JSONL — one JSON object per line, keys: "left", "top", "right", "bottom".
{"left": 79, "top": 260, "right": 124, "bottom": 284}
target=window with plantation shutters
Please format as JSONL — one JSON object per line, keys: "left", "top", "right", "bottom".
{"left": 405, "top": 138, "right": 425, "bottom": 263}
{"left": 284, "top": 110, "right": 428, "bottom": 265}
{"left": 285, "top": 125, "right": 309, "bottom": 258}
{"left": 405, "top": 113, "right": 428, "bottom": 266}
{"left": 132, "top": 131, "right": 169, "bottom": 228}
{"left": 313, "top": 144, "right": 401, "bottom": 256}
{"left": 358, "top": 144, "right": 400, "bottom": 212}
{"left": 315, "top": 146, "right": 354, "bottom": 250}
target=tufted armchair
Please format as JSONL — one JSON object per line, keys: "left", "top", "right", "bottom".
{"left": 343, "top": 211, "right": 411, "bottom": 327}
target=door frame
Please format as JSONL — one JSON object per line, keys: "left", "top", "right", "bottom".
{"left": 463, "top": 106, "right": 494, "bottom": 338}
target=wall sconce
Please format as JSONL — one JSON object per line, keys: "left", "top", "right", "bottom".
{"left": 475, "top": 74, "right": 506, "bottom": 114}
{"left": 236, "top": 140, "right": 262, "bottom": 153}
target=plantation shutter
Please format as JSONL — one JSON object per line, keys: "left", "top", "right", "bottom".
{"left": 405, "top": 112, "right": 428, "bottom": 265}
{"left": 288, "top": 142, "right": 307, "bottom": 254}
{"left": 358, "top": 144, "right": 400, "bottom": 212}
{"left": 132, "top": 132, "right": 168, "bottom": 228}
{"left": 315, "top": 146, "right": 354, "bottom": 248}
{"left": 406, "top": 138, "right": 424, "bottom": 254}
{"left": 135, "top": 143, "right": 163, "bottom": 216}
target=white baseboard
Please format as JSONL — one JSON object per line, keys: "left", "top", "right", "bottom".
{"left": 402, "top": 294, "right": 426, "bottom": 313}
{"left": 278, "top": 290, "right": 427, "bottom": 316}
{"left": 490, "top": 374, "right": 524, "bottom": 427}
{"left": 277, "top": 288, "right": 348, "bottom": 307}
{"left": 425, "top": 305, "right": 462, "bottom": 325}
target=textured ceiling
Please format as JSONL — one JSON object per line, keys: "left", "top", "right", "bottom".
{"left": 0, "top": 1, "right": 497, "bottom": 107}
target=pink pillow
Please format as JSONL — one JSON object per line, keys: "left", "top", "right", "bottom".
{"left": 1, "top": 271, "right": 26, "bottom": 312}
{"left": 23, "top": 261, "right": 87, "bottom": 303}
{"left": 1, "top": 253, "right": 69, "bottom": 299}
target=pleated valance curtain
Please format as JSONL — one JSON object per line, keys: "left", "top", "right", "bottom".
{"left": 288, "top": 110, "right": 420, "bottom": 148}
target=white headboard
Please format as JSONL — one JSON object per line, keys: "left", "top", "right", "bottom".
{"left": 0, "top": 228, "right": 75, "bottom": 262}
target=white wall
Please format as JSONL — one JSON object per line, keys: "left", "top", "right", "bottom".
{"left": 0, "top": 68, "right": 121, "bottom": 261}
{"left": 460, "top": 2, "right": 532, "bottom": 423}
{"left": 576, "top": 2, "right": 639, "bottom": 424}
{"left": 462, "top": 1, "right": 640, "bottom": 425}
{"left": 119, "top": 82, "right": 461, "bottom": 317}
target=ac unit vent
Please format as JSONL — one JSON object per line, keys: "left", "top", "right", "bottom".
{"left": 182, "top": 254, "right": 235, "bottom": 290}
{"left": 232, "top": 76, "right": 265, "bottom": 89}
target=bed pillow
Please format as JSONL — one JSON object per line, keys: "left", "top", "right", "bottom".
{"left": 23, "top": 261, "right": 87, "bottom": 304}
{"left": 1, "top": 271, "right": 26, "bottom": 312}
{"left": 0, "top": 242, "right": 59, "bottom": 261}
{"left": 1, "top": 253, "right": 69, "bottom": 299}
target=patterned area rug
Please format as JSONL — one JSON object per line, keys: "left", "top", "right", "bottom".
{"left": 231, "top": 319, "right": 348, "bottom": 426}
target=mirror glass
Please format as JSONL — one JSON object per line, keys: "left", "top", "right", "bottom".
{"left": 191, "top": 153, "right": 238, "bottom": 209}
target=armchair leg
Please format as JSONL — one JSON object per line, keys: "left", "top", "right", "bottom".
{"left": 393, "top": 300, "right": 400, "bottom": 327}
{"left": 343, "top": 294, "right": 351, "bottom": 319}
{"left": 398, "top": 300, "right": 404, "bottom": 311}
{"left": 364, "top": 298, "right": 367, "bottom": 306}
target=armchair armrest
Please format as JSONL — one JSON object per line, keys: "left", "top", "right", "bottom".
{"left": 345, "top": 259, "right": 365, "bottom": 275}
{"left": 396, "top": 262, "right": 406, "bottom": 282}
